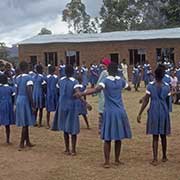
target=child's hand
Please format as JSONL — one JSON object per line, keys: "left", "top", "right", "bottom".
{"left": 139, "top": 98, "right": 143, "bottom": 104}
{"left": 74, "top": 92, "right": 82, "bottom": 98}
{"left": 126, "top": 85, "right": 131, "bottom": 91}
{"left": 32, "top": 107, "right": 36, "bottom": 114}
{"left": 137, "top": 114, "right": 141, "bottom": 123}
{"left": 87, "top": 103, "right": 92, "bottom": 111}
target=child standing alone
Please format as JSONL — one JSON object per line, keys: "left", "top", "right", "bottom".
{"left": 137, "top": 65, "right": 171, "bottom": 166}
{"left": 0, "top": 75, "right": 15, "bottom": 144}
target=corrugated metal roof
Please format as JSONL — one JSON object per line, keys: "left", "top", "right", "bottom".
{"left": 19, "top": 27, "right": 180, "bottom": 45}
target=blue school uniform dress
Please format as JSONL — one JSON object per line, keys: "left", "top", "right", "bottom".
{"left": 99, "top": 76, "right": 132, "bottom": 141}
{"left": 176, "top": 68, "right": 180, "bottom": 82}
{"left": 15, "top": 74, "right": 35, "bottom": 126}
{"left": 73, "top": 66, "right": 80, "bottom": 79}
{"left": 163, "top": 74, "right": 172, "bottom": 112}
{"left": 81, "top": 66, "right": 88, "bottom": 87}
{"left": 89, "top": 65, "right": 98, "bottom": 85}
{"left": 143, "top": 64, "right": 150, "bottom": 85}
{"left": 132, "top": 67, "right": 140, "bottom": 85}
{"left": 33, "top": 74, "right": 46, "bottom": 109}
{"left": 147, "top": 69, "right": 154, "bottom": 83}
{"left": 59, "top": 64, "right": 66, "bottom": 78}
{"left": 52, "top": 77, "right": 80, "bottom": 135}
{"left": 29, "top": 71, "right": 36, "bottom": 78}
{"left": 0, "top": 84, "right": 15, "bottom": 125}
{"left": 146, "top": 81, "right": 171, "bottom": 135}
{"left": 76, "top": 84, "right": 87, "bottom": 116}
{"left": 46, "top": 74, "right": 59, "bottom": 112}
{"left": 117, "top": 66, "right": 124, "bottom": 78}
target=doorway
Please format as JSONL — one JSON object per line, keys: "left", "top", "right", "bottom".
{"left": 110, "top": 53, "right": 119, "bottom": 64}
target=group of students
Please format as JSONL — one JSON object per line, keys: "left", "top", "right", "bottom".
{"left": 0, "top": 58, "right": 176, "bottom": 168}
{"left": 132, "top": 60, "right": 180, "bottom": 94}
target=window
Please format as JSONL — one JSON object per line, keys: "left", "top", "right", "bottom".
{"left": 30, "top": 56, "right": 37, "bottom": 67}
{"left": 110, "top": 53, "right": 119, "bottom": 64}
{"left": 66, "top": 51, "right": 80, "bottom": 66}
{"left": 129, "top": 49, "right": 146, "bottom": 65}
{"left": 44, "top": 52, "right": 58, "bottom": 66}
{"left": 156, "top": 48, "right": 174, "bottom": 64}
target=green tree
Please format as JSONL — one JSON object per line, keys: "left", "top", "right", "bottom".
{"left": 38, "top": 28, "right": 52, "bottom": 35}
{"left": 62, "top": 0, "right": 98, "bottom": 33}
{"left": 135, "top": 0, "right": 168, "bottom": 30}
{"left": 162, "top": 0, "right": 180, "bottom": 28}
{"left": 100, "top": 0, "right": 140, "bottom": 32}
{"left": 0, "top": 42, "right": 9, "bottom": 59}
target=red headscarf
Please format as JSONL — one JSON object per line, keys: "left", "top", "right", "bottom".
{"left": 102, "top": 58, "right": 111, "bottom": 67}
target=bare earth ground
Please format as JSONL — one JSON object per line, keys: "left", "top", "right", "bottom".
{"left": 0, "top": 88, "right": 180, "bottom": 180}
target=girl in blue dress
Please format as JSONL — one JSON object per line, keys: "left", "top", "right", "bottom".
{"left": 132, "top": 64, "right": 141, "bottom": 91}
{"left": 75, "top": 63, "right": 132, "bottom": 168}
{"left": 46, "top": 65, "right": 59, "bottom": 129}
{"left": 137, "top": 65, "right": 171, "bottom": 166}
{"left": 80, "top": 61, "right": 89, "bottom": 87}
{"left": 16, "top": 61, "right": 36, "bottom": 150}
{"left": 89, "top": 62, "right": 99, "bottom": 88}
{"left": 143, "top": 61, "right": 150, "bottom": 87}
{"left": 52, "top": 65, "right": 82, "bottom": 156}
{"left": 0, "top": 74, "right": 15, "bottom": 144}
{"left": 176, "top": 62, "right": 180, "bottom": 82}
{"left": 59, "top": 60, "right": 66, "bottom": 78}
{"left": 76, "top": 76, "right": 91, "bottom": 129}
{"left": 33, "top": 65, "right": 47, "bottom": 127}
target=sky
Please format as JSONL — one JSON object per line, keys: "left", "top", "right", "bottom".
{"left": 0, "top": 0, "right": 103, "bottom": 46}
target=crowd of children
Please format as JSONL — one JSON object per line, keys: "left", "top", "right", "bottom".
{"left": 0, "top": 58, "right": 180, "bottom": 168}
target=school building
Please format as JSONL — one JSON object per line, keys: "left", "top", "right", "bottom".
{"left": 18, "top": 27, "right": 180, "bottom": 74}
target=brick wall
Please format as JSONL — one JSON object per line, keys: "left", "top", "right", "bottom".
{"left": 19, "top": 39, "right": 180, "bottom": 77}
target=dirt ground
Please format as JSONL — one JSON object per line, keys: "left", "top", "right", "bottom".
{"left": 0, "top": 88, "right": 180, "bottom": 180}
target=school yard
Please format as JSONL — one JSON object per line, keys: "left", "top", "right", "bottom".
{"left": 0, "top": 88, "right": 179, "bottom": 180}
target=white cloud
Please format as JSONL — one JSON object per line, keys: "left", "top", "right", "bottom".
{"left": 0, "top": 0, "right": 102, "bottom": 46}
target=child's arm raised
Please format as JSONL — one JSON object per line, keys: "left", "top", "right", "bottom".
{"left": 137, "top": 94, "right": 150, "bottom": 123}
{"left": 74, "top": 86, "right": 103, "bottom": 98}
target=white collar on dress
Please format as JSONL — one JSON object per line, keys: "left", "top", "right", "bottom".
{"left": 106, "top": 76, "right": 121, "bottom": 81}
{"left": 60, "top": 76, "right": 75, "bottom": 81}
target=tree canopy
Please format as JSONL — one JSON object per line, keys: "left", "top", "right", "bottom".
{"left": 38, "top": 28, "right": 52, "bottom": 35}
{"left": 62, "top": 0, "right": 180, "bottom": 33}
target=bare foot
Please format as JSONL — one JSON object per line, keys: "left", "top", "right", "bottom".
{"left": 114, "top": 160, "right": 125, "bottom": 166}
{"left": 71, "top": 152, "right": 77, "bottom": 156}
{"left": 64, "top": 150, "right": 71, "bottom": 156}
{"left": 26, "top": 143, "right": 36, "bottom": 148}
{"left": 38, "top": 124, "right": 42, "bottom": 128}
{"left": 162, "top": 157, "right": 168, "bottom": 162}
{"left": 46, "top": 126, "right": 50, "bottom": 129}
{"left": 18, "top": 145, "right": 25, "bottom": 151}
{"left": 103, "top": 163, "right": 110, "bottom": 168}
{"left": 150, "top": 160, "right": 158, "bottom": 166}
